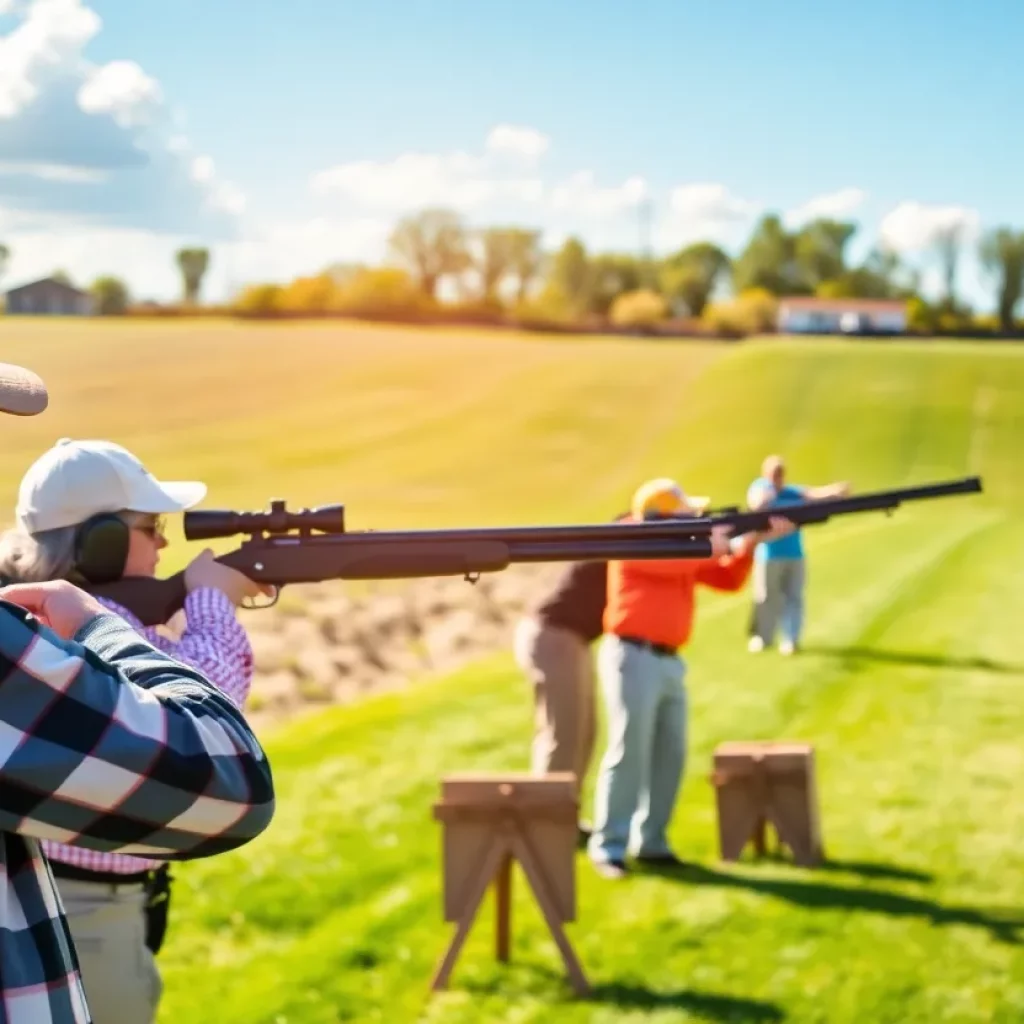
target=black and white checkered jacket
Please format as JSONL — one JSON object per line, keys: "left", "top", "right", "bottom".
{"left": 0, "top": 601, "right": 276, "bottom": 1023}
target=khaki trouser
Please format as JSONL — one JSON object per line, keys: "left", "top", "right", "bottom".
{"left": 513, "top": 616, "right": 597, "bottom": 789}
{"left": 57, "top": 877, "right": 162, "bottom": 1024}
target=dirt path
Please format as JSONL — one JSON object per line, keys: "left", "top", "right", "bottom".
{"left": 231, "top": 565, "right": 564, "bottom": 733}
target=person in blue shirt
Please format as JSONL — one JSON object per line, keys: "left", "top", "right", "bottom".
{"left": 746, "top": 455, "right": 849, "bottom": 655}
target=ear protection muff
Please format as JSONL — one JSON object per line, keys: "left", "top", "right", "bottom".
{"left": 72, "top": 513, "right": 132, "bottom": 586}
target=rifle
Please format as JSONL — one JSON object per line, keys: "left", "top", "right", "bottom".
{"left": 695, "top": 475, "right": 982, "bottom": 534}
{"left": 86, "top": 505, "right": 720, "bottom": 627}
{"left": 86, "top": 475, "right": 983, "bottom": 628}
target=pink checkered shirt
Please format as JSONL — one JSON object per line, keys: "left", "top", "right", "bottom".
{"left": 41, "top": 586, "right": 255, "bottom": 876}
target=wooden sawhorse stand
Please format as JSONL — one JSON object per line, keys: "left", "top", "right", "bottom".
{"left": 710, "top": 741, "right": 824, "bottom": 867}
{"left": 430, "top": 772, "right": 590, "bottom": 996}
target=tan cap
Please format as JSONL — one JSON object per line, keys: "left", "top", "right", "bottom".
{"left": 0, "top": 362, "right": 48, "bottom": 416}
{"left": 16, "top": 438, "right": 207, "bottom": 533}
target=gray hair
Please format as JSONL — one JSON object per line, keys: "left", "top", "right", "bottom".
{"left": 0, "top": 524, "right": 79, "bottom": 584}
{"left": 0, "top": 509, "right": 145, "bottom": 585}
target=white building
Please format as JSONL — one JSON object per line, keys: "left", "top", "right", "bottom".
{"left": 777, "top": 297, "right": 908, "bottom": 335}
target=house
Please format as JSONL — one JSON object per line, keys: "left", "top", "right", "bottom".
{"left": 3, "top": 277, "right": 94, "bottom": 316}
{"left": 777, "top": 297, "right": 908, "bottom": 336}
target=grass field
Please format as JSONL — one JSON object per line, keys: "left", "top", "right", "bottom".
{"left": 3, "top": 318, "right": 1024, "bottom": 1022}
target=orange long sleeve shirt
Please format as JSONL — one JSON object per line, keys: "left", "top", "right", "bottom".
{"left": 603, "top": 539, "right": 755, "bottom": 651}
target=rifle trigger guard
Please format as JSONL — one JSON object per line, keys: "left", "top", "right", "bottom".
{"left": 242, "top": 586, "right": 280, "bottom": 611}
{"left": 464, "top": 571, "right": 481, "bottom": 584}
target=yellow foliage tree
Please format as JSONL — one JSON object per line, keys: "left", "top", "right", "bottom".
{"left": 332, "top": 267, "right": 432, "bottom": 316}
{"left": 703, "top": 287, "right": 779, "bottom": 335}
{"left": 608, "top": 288, "right": 668, "bottom": 328}
{"left": 233, "top": 283, "right": 284, "bottom": 314}
{"left": 276, "top": 273, "right": 339, "bottom": 313}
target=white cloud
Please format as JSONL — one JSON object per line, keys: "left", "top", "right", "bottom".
{"left": 310, "top": 127, "right": 653, "bottom": 225}
{"left": 548, "top": 170, "right": 648, "bottom": 217}
{"left": 0, "top": 0, "right": 243, "bottom": 238}
{"left": 649, "top": 182, "right": 761, "bottom": 252}
{"left": 0, "top": 159, "right": 103, "bottom": 182}
{"left": 0, "top": 0, "right": 99, "bottom": 120}
{"left": 484, "top": 124, "right": 549, "bottom": 163}
{"left": 879, "top": 201, "right": 981, "bottom": 252}
{"left": 784, "top": 187, "right": 867, "bottom": 227}
{"left": 76, "top": 59, "right": 163, "bottom": 129}
{"left": 310, "top": 148, "right": 544, "bottom": 213}
{"left": 669, "top": 182, "right": 758, "bottom": 223}
{"left": 0, "top": 213, "right": 393, "bottom": 304}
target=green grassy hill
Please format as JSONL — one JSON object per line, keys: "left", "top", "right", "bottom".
{"left": 4, "top": 321, "right": 1022, "bottom": 1022}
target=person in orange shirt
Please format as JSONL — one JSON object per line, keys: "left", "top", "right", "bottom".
{"left": 587, "top": 477, "right": 794, "bottom": 879}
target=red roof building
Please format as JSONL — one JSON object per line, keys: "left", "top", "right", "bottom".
{"left": 777, "top": 296, "right": 908, "bottom": 335}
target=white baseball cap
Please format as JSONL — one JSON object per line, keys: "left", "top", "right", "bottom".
{"left": 16, "top": 438, "right": 207, "bottom": 533}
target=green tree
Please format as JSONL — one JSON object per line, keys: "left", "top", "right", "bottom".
{"left": 731, "top": 214, "right": 808, "bottom": 296}
{"left": 175, "top": 247, "right": 210, "bottom": 305}
{"left": 817, "top": 247, "right": 919, "bottom": 300}
{"left": 474, "top": 227, "right": 519, "bottom": 302}
{"left": 541, "top": 237, "right": 595, "bottom": 319}
{"left": 794, "top": 219, "right": 858, "bottom": 290}
{"left": 0, "top": 243, "right": 9, "bottom": 285}
{"left": 933, "top": 223, "right": 966, "bottom": 309}
{"left": 90, "top": 276, "right": 130, "bottom": 315}
{"left": 506, "top": 228, "right": 544, "bottom": 303}
{"left": 387, "top": 208, "right": 471, "bottom": 300}
{"left": 658, "top": 241, "right": 731, "bottom": 317}
{"left": 51, "top": 269, "right": 74, "bottom": 286}
{"left": 979, "top": 227, "right": 1024, "bottom": 331}
{"left": 589, "top": 253, "right": 644, "bottom": 316}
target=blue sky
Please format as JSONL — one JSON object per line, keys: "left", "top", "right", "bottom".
{"left": 1, "top": 0, "right": 1020, "bottom": 306}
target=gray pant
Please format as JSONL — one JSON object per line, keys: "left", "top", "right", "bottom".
{"left": 58, "top": 878, "right": 162, "bottom": 1024}
{"left": 752, "top": 557, "right": 806, "bottom": 646}
{"left": 588, "top": 634, "right": 688, "bottom": 863}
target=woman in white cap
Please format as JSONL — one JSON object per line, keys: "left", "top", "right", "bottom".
{"left": 0, "top": 363, "right": 275, "bottom": 1024}
{"left": 0, "top": 437, "right": 271, "bottom": 1024}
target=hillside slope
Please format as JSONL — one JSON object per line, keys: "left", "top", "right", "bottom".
{"left": 119, "top": 329, "right": 1024, "bottom": 1023}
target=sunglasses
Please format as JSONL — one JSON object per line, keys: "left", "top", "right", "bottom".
{"left": 131, "top": 515, "right": 167, "bottom": 540}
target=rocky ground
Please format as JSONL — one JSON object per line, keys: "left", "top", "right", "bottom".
{"left": 216, "top": 565, "right": 563, "bottom": 731}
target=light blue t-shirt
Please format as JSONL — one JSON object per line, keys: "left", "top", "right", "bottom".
{"left": 746, "top": 478, "right": 806, "bottom": 560}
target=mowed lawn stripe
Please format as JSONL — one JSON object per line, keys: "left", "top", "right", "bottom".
{"left": 155, "top": 505, "right": 1021, "bottom": 1023}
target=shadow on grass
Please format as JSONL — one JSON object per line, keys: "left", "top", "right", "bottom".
{"left": 460, "top": 967, "right": 784, "bottom": 1021}
{"left": 589, "top": 983, "right": 784, "bottom": 1020}
{"left": 752, "top": 850, "right": 934, "bottom": 884}
{"left": 633, "top": 861, "right": 1023, "bottom": 944}
{"left": 800, "top": 643, "right": 1024, "bottom": 676}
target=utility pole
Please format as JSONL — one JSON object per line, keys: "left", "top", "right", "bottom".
{"left": 637, "top": 198, "right": 655, "bottom": 288}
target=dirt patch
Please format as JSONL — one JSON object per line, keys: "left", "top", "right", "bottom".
{"left": 237, "top": 565, "right": 564, "bottom": 732}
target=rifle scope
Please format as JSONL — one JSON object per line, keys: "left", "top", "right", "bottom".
{"left": 184, "top": 500, "right": 347, "bottom": 540}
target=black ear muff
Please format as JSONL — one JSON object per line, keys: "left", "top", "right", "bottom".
{"left": 73, "top": 514, "right": 132, "bottom": 586}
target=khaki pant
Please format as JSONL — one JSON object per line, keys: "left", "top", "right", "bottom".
{"left": 513, "top": 616, "right": 596, "bottom": 788}
{"left": 57, "top": 878, "right": 162, "bottom": 1024}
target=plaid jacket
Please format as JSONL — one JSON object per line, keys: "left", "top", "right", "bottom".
{"left": 42, "top": 586, "right": 255, "bottom": 875}
{"left": 0, "top": 600, "right": 276, "bottom": 1024}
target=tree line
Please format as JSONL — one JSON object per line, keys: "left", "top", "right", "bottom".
{"left": 0, "top": 246, "right": 211, "bottom": 316}
{"left": 3, "top": 209, "right": 1024, "bottom": 335}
